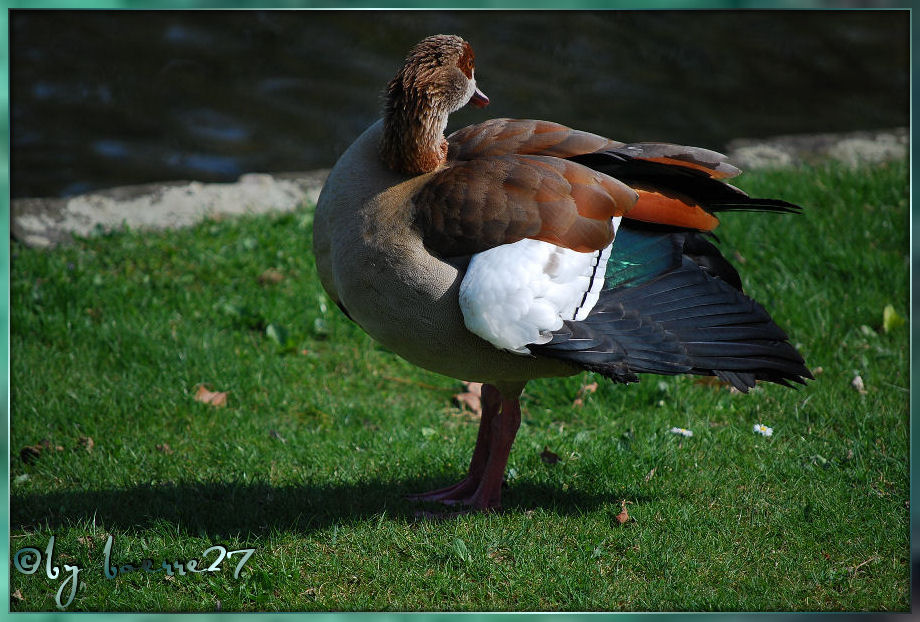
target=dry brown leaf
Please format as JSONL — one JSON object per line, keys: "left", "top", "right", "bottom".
{"left": 454, "top": 391, "right": 481, "bottom": 414}
{"left": 462, "top": 381, "right": 482, "bottom": 396}
{"left": 461, "top": 380, "right": 482, "bottom": 395}
{"left": 195, "top": 385, "right": 228, "bottom": 407}
{"left": 573, "top": 381, "right": 598, "bottom": 407}
{"left": 733, "top": 250, "right": 747, "bottom": 264}
{"left": 77, "top": 436, "right": 94, "bottom": 452}
{"left": 301, "top": 587, "right": 317, "bottom": 600}
{"left": 269, "top": 429, "right": 287, "bottom": 444}
{"left": 20, "top": 445, "right": 42, "bottom": 464}
{"left": 19, "top": 439, "right": 64, "bottom": 463}
{"left": 615, "top": 499, "right": 629, "bottom": 525}
{"left": 156, "top": 443, "right": 174, "bottom": 455}
{"left": 453, "top": 381, "right": 483, "bottom": 416}
{"left": 39, "top": 439, "right": 64, "bottom": 452}
{"left": 257, "top": 268, "right": 285, "bottom": 285}
{"left": 644, "top": 467, "right": 657, "bottom": 483}
{"left": 11, "top": 589, "right": 23, "bottom": 602}
{"left": 540, "top": 446, "right": 560, "bottom": 465}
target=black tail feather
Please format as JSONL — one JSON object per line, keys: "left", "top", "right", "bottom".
{"left": 531, "top": 226, "right": 812, "bottom": 392}
{"left": 568, "top": 151, "right": 803, "bottom": 217}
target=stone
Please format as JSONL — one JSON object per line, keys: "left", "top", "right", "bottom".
{"left": 11, "top": 170, "right": 329, "bottom": 248}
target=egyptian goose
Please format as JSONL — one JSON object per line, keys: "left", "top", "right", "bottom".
{"left": 313, "top": 34, "right": 811, "bottom": 511}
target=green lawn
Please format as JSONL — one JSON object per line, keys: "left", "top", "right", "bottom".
{"left": 9, "top": 158, "right": 909, "bottom": 611}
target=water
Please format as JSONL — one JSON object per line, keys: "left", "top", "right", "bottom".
{"left": 10, "top": 10, "right": 908, "bottom": 198}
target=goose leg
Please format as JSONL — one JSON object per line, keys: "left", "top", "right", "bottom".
{"left": 406, "top": 383, "right": 500, "bottom": 502}
{"left": 407, "top": 383, "right": 520, "bottom": 509}
{"left": 464, "top": 392, "right": 521, "bottom": 510}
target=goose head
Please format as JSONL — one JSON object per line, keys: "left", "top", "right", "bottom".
{"left": 380, "top": 34, "right": 489, "bottom": 175}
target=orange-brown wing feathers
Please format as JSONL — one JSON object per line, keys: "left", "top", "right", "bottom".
{"left": 439, "top": 118, "right": 774, "bottom": 244}
{"left": 448, "top": 118, "right": 621, "bottom": 161}
{"left": 615, "top": 142, "right": 741, "bottom": 180}
{"left": 414, "top": 154, "right": 637, "bottom": 258}
{"left": 448, "top": 120, "right": 738, "bottom": 181}
{"left": 567, "top": 141, "right": 798, "bottom": 232}
{"left": 627, "top": 187, "right": 721, "bottom": 231}
{"left": 591, "top": 143, "right": 743, "bottom": 231}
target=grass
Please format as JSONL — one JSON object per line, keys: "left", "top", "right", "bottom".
{"left": 9, "top": 158, "right": 909, "bottom": 611}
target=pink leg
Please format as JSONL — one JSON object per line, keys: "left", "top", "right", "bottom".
{"left": 406, "top": 384, "right": 500, "bottom": 502}
{"left": 408, "top": 384, "right": 522, "bottom": 511}
{"left": 465, "top": 393, "right": 521, "bottom": 510}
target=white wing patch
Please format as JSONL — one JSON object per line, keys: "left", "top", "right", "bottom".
{"left": 459, "top": 217, "right": 621, "bottom": 354}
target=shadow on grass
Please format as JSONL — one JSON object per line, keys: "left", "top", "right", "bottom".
{"left": 11, "top": 476, "right": 663, "bottom": 538}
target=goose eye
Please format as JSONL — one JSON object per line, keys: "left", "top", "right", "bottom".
{"left": 456, "top": 43, "right": 476, "bottom": 78}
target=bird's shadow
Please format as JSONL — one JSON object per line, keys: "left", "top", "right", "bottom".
{"left": 11, "top": 475, "right": 666, "bottom": 539}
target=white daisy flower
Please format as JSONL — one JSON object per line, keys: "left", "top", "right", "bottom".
{"left": 669, "top": 427, "right": 693, "bottom": 437}
{"left": 753, "top": 423, "right": 773, "bottom": 437}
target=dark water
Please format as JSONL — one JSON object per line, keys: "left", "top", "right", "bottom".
{"left": 10, "top": 10, "right": 909, "bottom": 199}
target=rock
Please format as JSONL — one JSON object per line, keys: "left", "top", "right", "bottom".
{"left": 11, "top": 170, "right": 329, "bottom": 248}
{"left": 726, "top": 127, "right": 906, "bottom": 171}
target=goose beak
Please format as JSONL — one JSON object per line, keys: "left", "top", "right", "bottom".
{"left": 469, "top": 85, "right": 490, "bottom": 108}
